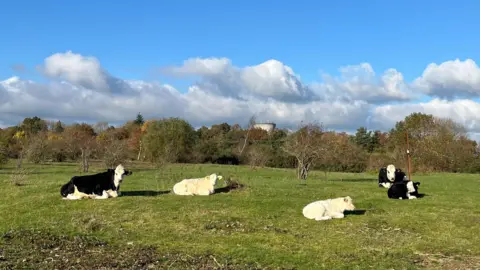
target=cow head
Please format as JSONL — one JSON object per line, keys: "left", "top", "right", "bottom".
{"left": 113, "top": 164, "right": 132, "bottom": 188}
{"left": 386, "top": 164, "right": 396, "bottom": 182}
{"left": 208, "top": 173, "right": 223, "bottom": 186}
{"left": 343, "top": 196, "right": 356, "bottom": 211}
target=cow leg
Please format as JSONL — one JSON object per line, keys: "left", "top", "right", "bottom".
{"left": 64, "top": 194, "right": 81, "bottom": 200}
{"left": 94, "top": 190, "right": 110, "bottom": 199}
{"left": 381, "top": 182, "right": 392, "bottom": 188}
{"left": 407, "top": 194, "right": 417, "bottom": 199}
{"left": 106, "top": 190, "right": 118, "bottom": 198}
{"left": 87, "top": 194, "right": 98, "bottom": 199}
{"left": 315, "top": 216, "right": 332, "bottom": 221}
{"left": 196, "top": 189, "right": 211, "bottom": 196}
{"left": 331, "top": 213, "right": 345, "bottom": 219}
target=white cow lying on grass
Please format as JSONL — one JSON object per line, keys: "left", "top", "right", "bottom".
{"left": 173, "top": 173, "right": 223, "bottom": 196}
{"left": 302, "top": 196, "right": 356, "bottom": 221}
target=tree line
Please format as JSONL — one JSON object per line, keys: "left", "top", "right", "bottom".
{"left": 0, "top": 112, "right": 479, "bottom": 178}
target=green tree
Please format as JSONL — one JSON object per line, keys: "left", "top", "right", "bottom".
{"left": 354, "top": 127, "right": 380, "bottom": 153}
{"left": 0, "top": 130, "right": 8, "bottom": 167}
{"left": 134, "top": 112, "right": 145, "bottom": 126}
{"left": 143, "top": 118, "right": 197, "bottom": 164}
{"left": 370, "top": 130, "right": 381, "bottom": 152}
{"left": 354, "top": 127, "right": 370, "bottom": 149}
{"left": 21, "top": 116, "right": 47, "bottom": 136}
{"left": 388, "top": 112, "right": 475, "bottom": 172}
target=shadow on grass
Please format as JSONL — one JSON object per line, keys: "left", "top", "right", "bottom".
{"left": 344, "top": 209, "right": 367, "bottom": 215}
{"left": 334, "top": 178, "right": 376, "bottom": 182}
{"left": 121, "top": 190, "right": 171, "bottom": 197}
{"left": 214, "top": 182, "right": 246, "bottom": 194}
{"left": 214, "top": 186, "right": 240, "bottom": 194}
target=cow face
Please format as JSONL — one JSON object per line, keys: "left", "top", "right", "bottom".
{"left": 115, "top": 164, "right": 132, "bottom": 176}
{"left": 386, "top": 164, "right": 396, "bottom": 182}
{"left": 114, "top": 164, "right": 132, "bottom": 187}
{"left": 208, "top": 173, "right": 223, "bottom": 186}
{"left": 343, "top": 196, "right": 356, "bottom": 211}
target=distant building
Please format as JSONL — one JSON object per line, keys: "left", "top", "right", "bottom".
{"left": 253, "top": 122, "right": 276, "bottom": 133}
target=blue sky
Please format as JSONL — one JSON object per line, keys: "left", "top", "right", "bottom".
{"left": 1, "top": 0, "right": 479, "bottom": 84}
{"left": 1, "top": 0, "right": 480, "bottom": 137}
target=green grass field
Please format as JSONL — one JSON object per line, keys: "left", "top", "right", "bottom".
{"left": 0, "top": 161, "right": 479, "bottom": 269}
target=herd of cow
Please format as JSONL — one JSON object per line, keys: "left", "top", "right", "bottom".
{"left": 378, "top": 164, "right": 421, "bottom": 200}
{"left": 60, "top": 164, "right": 222, "bottom": 200}
{"left": 301, "top": 164, "right": 422, "bottom": 221}
{"left": 59, "top": 163, "right": 421, "bottom": 222}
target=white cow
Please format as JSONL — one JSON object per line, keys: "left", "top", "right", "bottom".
{"left": 302, "top": 196, "right": 356, "bottom": 221}
{"left": 173, "top": 173, "right": 223, "bottom": 196}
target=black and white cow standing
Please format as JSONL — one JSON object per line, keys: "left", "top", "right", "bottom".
{"left": 60, "top": 164, "right": 132, "bottom": 200}
{"left": 387, "top": 180, "right": 420, "bottom": 200}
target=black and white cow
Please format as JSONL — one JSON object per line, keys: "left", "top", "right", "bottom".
{"left": 60, "top": 164, "right": 132, "bottom": 200}
{"left": 387, "top": 180, "right": 420, "bottom": 200}
{"left": 378, "top": 164, "right": 396, "bottom": 188}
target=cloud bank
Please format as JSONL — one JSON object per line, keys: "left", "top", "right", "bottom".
{"left": 2, "top": 51, "right": 480, "bottom": 140}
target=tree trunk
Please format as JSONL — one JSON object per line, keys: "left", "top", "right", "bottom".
{"left": 16, "top": 154, "right": 23, "bottom": 169}
{"left": 81, "top": 148, "right": 89, "bottom": 173}
{"left": 137, "top": 141, "right": 142, "bottom": 160}
{"left": 83, "top": 156, "right": 89, "bottom": 172}
{"left": 297, "top": 160, "right": 310, "bottom": 184}
{"left": 239, "top": 128, "right": 251, "bottom": 156}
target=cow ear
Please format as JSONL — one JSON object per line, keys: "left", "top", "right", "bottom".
{"left": 415, "top": 182, "right": 420, "bottom": 186}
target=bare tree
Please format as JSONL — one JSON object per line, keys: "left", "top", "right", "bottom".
{"left": 282, "top": 122, "right": 326, "bottom": 182}
{"left": 239, "top": 115, "right": 256, "bottom": 156}
{"left": 93, "top": 121, "right": 109, "bottom": 135}
{"left": 13, "top": 131, "right": 26, "bottom": 169}
{"left": 25, "top": 131, "right": 50, "bottom": 164}
{"left": 246, "top": 144, "right": 270, "bottom": 169}
{"left": 100, "top": 137, "right": 129, "bottom": 168}
{"left": 63, "top": 124, "right": 97, "bottom": 172}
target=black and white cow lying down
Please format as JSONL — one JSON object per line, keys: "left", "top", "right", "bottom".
{"left": 378, "top": 164, "right": 407, "bottom": 188}
{"left": 60, "top": 164, "right": 132, "bottom": 200}
{"left": 387, "top": 180, "right": 420, "bottom": 200}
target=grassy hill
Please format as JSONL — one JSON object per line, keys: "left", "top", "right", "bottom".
{"left": 0, "top": 161, "right": 479, "bottom": 269}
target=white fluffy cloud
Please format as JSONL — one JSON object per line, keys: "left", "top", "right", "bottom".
{"left": 2, "top": 51, "right": 480, "bottom": 139}
{"left": 413, "top": 58, "right": 480, "bottom": 99}
{"left": 371, "top": 98, "right": 480, "bottom": 132}
{"left": 314, "top": 63, "right": 415, "bottom": 104}
{"left": 162, "top": 58, "right": 316, "bottom": 102}
{"left": 39, "top": 51, "right": 110, "bottom": 91}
